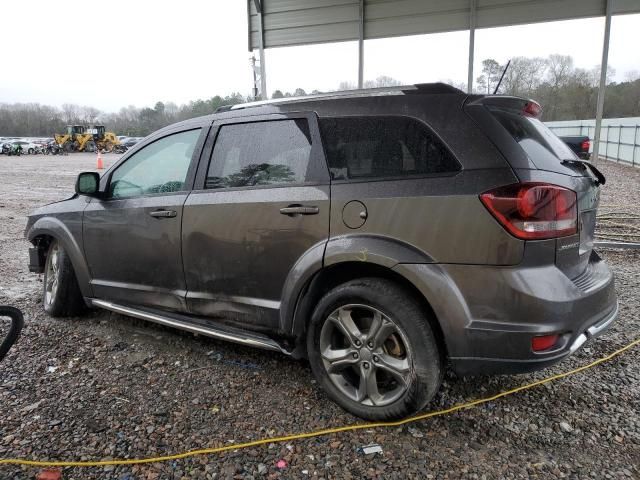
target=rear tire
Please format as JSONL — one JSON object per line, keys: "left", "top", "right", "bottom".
{"left": 307, "top": 277, "right": 443, "bottom": 420}
{"left": 43, "top": 240, "right": 85, "bottom": 317}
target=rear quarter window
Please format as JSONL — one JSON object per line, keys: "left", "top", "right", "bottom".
{"left": 319, "top": 116, "right": 460, "bottom": 181}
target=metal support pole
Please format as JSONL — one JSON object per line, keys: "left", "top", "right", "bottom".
{"left": 255, "top": 0, "right": 268, "bottom": 100}
{"left": 617, "top": 125, "right": 622, "bottom": 161}
{"left": 634, "top": 125, "right": 638, "bottom": 167}
{"left": 592, "top": 0, "right": 612, "bottom": 164}
{"left": 358, "top": 0, "right": 364, "bottom": 89}
{"left": 467, "top": 0, "right": 477, "bottom": 93}
{"left": 250, "top": 55, "right": 258, "bottom": 99}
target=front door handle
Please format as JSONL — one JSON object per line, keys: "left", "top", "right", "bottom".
{"left": 279, "top": 205, "right": 319, "bottom": 216}
{"left": 149, "top": 209, "right": 177, "bottom": 218}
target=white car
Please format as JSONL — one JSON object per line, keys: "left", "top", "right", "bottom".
{"left": 11, "top": 140, "right": 39, "bottom": 154}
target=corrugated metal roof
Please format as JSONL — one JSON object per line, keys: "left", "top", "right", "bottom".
{"left": 248, "top": 0, "right": 640, "bottom": 50}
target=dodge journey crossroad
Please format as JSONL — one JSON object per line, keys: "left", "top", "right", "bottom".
{"left": 26, "top": 83, "right": 617, "bottom": 420}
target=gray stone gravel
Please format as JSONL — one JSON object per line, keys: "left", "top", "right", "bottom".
{"left": 0, "top": 155, "right": 639, "bottom": 479}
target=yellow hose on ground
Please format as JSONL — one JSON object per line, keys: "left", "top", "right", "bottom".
{"left": 1, "top": 337, "right": 638, "bottom": 469}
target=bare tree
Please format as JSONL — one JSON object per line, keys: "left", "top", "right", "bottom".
{"left": 501, "top": 57, "right": 548, "bottom": 96}
{"left": 338, "top": 81, "right": 356, "bottom": 91}
{"left": 364, "top": 76, "right": 403, "bottom": 88}
{"left": 61, "top": 103, "right": 80, "bottom": 124}
{"left": 80, "top": 106, "right": 101, "bottom": 124}
{"left": 476, "top": 59, "right": 504, "bottom": 94}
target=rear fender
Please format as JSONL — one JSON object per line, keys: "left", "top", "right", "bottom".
{"left": 281, "top": 234, "right": 436, "bottom": 339}
{"left": 323, "top": 234, "right": 433, "bottom": 267}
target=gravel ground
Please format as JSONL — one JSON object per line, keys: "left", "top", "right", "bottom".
{"left": 595, "top": 160, "right": 640, "bottom": 243}
{"left": 0, "top": 154, "right": 639, "bottom": 480}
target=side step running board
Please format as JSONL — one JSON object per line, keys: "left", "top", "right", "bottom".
{"left": 91, "top": 299, "right": 291, "bottom": 355}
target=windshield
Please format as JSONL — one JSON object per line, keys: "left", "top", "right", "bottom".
{"left": 489, "top": 107, "right": 578, "bottom": 169}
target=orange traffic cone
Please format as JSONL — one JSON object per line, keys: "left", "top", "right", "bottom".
{"left": 96, "top": 149, "right": 104, "bottom": 170}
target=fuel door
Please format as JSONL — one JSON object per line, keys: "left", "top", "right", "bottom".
{"left": 342, "top": 200, "right": 367, "bottom": 229}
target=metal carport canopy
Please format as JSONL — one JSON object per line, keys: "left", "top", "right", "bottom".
{"left": 247, "top": 0, "right": 640, "bottom": 163}
{"left": 248, "top": 0, "right": 639, "bottom": 50}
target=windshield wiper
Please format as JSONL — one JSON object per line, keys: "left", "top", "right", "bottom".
{"left": 561, "top": 159, "right": 606, "bottom": 186}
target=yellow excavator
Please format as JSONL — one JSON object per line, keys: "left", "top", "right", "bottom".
{"left": 54, "top": 125, "right": 120, "bottom": 152}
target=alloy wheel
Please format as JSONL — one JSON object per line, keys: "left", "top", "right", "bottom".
{"left": 319, "top": 304, "right": 412, "bottom": 407}
{"left": 45, "top": 244, "right": 60, "bottom": 305}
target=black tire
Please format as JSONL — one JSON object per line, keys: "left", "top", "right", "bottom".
{"left": 0, "top": 306, "right": 24, "bottom": 362}
{"left": 307, "top": 277, "right": 443, "bottom": 421}
{"left": 28, "top": 148, "right": 34, "bottom": 155}
{"left": 43, "top": 240, "right": 85, "bottom": 317}
{"left": 84, "top": 141, "right": 96, "bottom": 153}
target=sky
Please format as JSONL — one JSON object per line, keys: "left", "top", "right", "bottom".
{"left": 0, "top": 1, "right": 638, "bottom": 112}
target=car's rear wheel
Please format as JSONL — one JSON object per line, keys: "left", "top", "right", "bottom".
{"left": 307, "top": 277, "right": 443, "bottom": 420}
{"left": 43, "top": 240, "right": 85, "bottom": 317}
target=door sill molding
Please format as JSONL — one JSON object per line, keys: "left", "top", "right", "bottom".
{"left": 91, "top": 299, "right": 291, "bottom": 355}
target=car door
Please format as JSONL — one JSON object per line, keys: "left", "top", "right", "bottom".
{"left": 182, "top": 112, "right": 330, "bottom": 330}
{"left": 83, "top": 127, "right": 206, "bottom": 311}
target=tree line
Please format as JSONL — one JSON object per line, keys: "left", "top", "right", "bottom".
{"left": 0, "top": 94, "right": 246, "bottom": 138}
{"left": 479, "top": 54, "right": 640, "bottom": 120}
{"left": 0, "top": 55, "right": 638, "bottom": 137}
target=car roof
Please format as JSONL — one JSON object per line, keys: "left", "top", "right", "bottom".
{"left": 164, "top": 83, "right": 465, "bottom": 129}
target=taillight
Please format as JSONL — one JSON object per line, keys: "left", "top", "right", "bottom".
{"left": 522, "top": 101, "right": 542, "bottom": 118}
{"left": 480, "top": 183, "right": 577, "bottom": 240}
{"left": 581, "top": 139, "right": 590, "bottom": 152}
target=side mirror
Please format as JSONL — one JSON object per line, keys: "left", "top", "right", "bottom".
{"left": 0, "top": 306, "right": 24, "bottom": 362}
{"left": 76, "top": 171, "right": 100, "bottom": 196}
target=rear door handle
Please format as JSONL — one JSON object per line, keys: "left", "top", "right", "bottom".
{"left": 149, "top": 209, "right": 177, "bottom": 218}
{"left": 279, "top": 205, "right": 319, "bottom": 216}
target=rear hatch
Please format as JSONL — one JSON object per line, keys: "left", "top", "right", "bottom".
{"left": 466, "top": 96, "right": 603, "bottom": 278}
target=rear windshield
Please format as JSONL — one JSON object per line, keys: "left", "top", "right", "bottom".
{"left": 489, "top": 107, "right": 578, "bottom": 167}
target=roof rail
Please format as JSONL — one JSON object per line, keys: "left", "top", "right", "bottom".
{"left": 215, "top": 82, "right": 463, "bottom": 112}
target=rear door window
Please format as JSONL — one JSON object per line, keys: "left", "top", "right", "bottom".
{"left": 205, "top": 119, "right": 313, "bottom": 189}
{"left": 318, "top": 116, "right": 460, "bottom": 181}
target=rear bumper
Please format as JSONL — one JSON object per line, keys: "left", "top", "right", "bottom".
{"left": 450, "top": 300, "right": 617, "bottom": 375}
{"left": 577, "top": 152, "right": 591, "bottom": 160}
{"left": 395, "top": 252, "right": 617, "bottom": 376}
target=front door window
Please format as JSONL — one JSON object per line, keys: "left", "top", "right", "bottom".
{"left": 109, "top": 129, "right": 201, "bottom": 198}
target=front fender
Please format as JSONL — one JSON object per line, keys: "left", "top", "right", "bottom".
{"left": 27, "top": 216, "right": 93, "bottom": 298}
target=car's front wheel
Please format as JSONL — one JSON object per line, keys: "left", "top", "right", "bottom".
{"left": 43, "top": 240, "right": 85, "bottom": 317}
{"left": 307, "top": 277, "right": 443, "bottom": 420}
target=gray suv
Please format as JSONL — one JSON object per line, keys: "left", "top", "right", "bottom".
{"left": 26, "top": 84, "right": 617, "bottom": 420}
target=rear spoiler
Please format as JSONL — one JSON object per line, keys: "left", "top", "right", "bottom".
{"left": 466, "top": 95, "right": 543, "bottom": 118}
